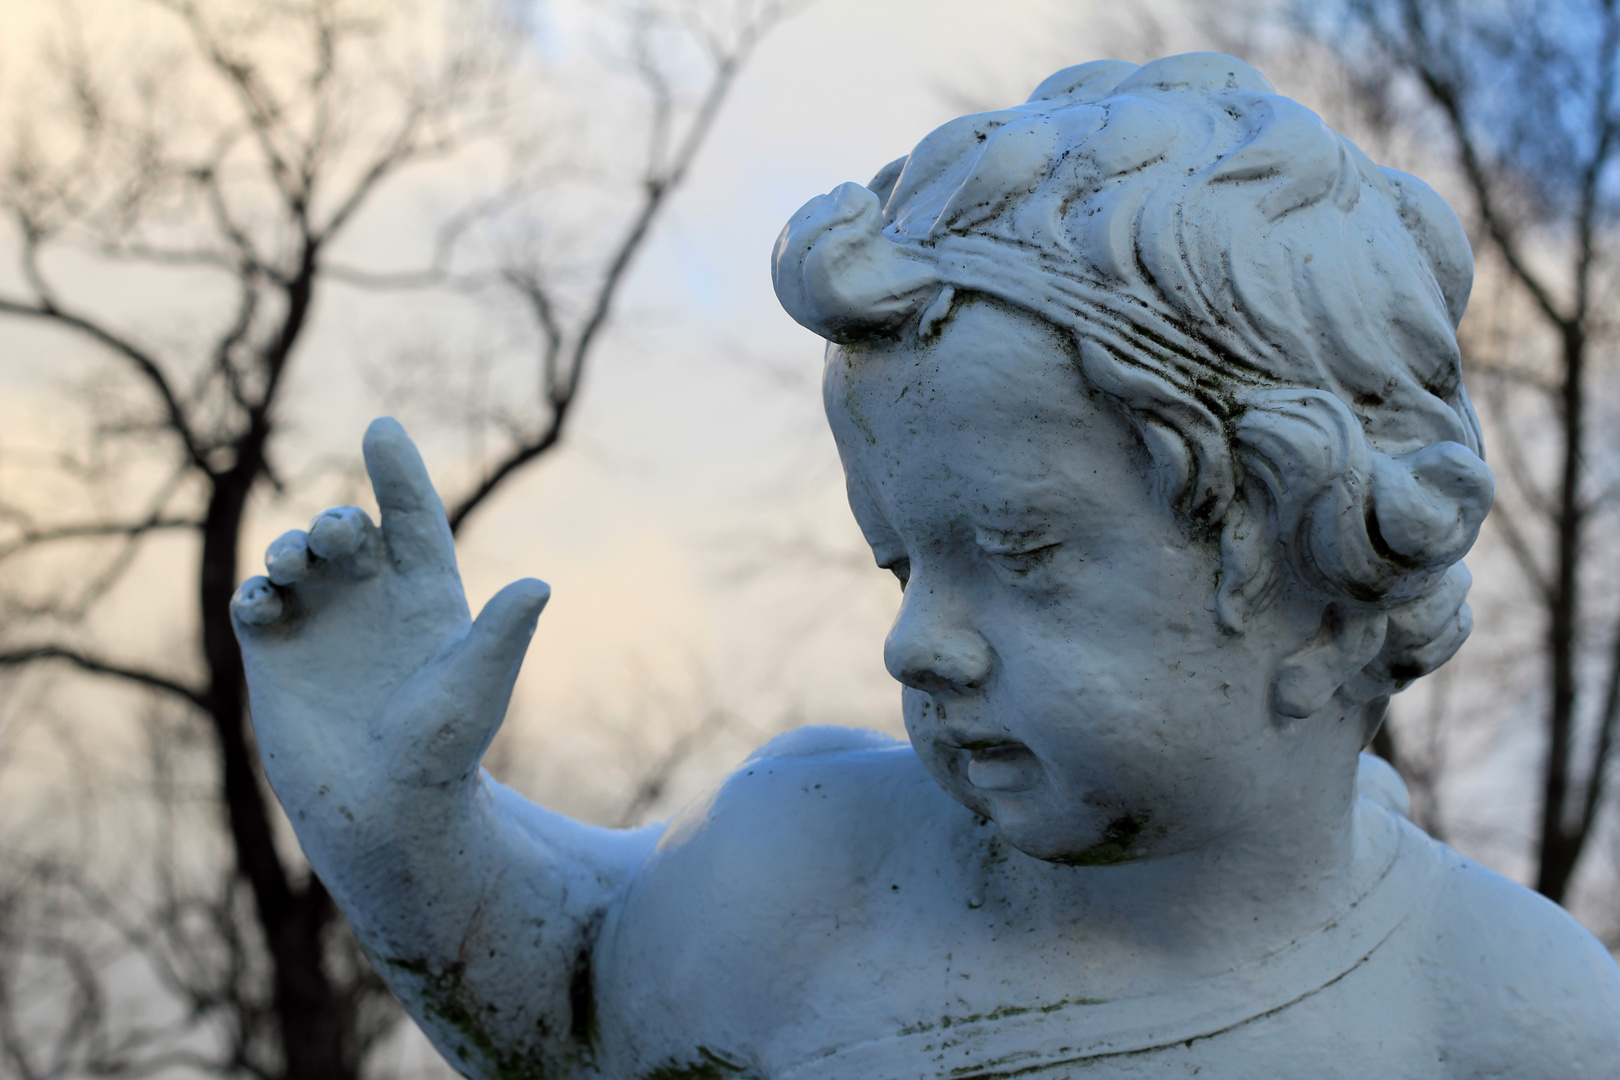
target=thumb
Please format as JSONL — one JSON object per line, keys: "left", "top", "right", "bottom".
{"left": 391, "top": 578, "right": 550, "bottom": 787}
{"left": 449, "top": 577, "right": 552, "bottom": 705}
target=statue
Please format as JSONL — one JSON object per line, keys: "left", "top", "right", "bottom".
{"left": 233, "top": 54, "right": 1620, "bottom": 1078}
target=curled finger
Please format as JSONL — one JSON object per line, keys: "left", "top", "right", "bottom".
{"left": 232, "top": 576, "right": 284, "bottom": 628}
{"left": 308, "top": 506, "right": 381, "bottom": 577}
{"left": 266, "top": 530, "right": 312, "bottom": 586}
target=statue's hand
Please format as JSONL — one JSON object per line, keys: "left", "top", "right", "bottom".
{"left": 231, "top": 418, "right": 548, "bottom": 826}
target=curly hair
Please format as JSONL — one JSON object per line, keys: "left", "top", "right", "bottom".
{"left": 772, "top": 53, "right": 1494, "bottom": 734}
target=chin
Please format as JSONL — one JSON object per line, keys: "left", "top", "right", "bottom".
{"left": 990, "top": 798, "right": 1167, "bottom": 866}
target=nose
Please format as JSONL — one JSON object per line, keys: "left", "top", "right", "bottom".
{"left": 883, "top": 583, "right": 993, "bottom": 694}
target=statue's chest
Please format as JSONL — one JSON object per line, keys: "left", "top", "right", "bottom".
{"left": 762, "top": 962, "right": 1443, "bottom": 1080}
{"left": 589, "top": 901, "right": 1444, "bottom": 1080}
{"left": 587, "top": 784, "right": 1445, "bottom": 1079}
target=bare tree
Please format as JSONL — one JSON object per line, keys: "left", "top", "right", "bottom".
{"left": 1288, "top": 0, "right": 1620, "bottom": 904}
{"left": 0, "top": 0, "right": 792, "bottom": 1075}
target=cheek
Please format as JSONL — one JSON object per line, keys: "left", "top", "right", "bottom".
{"left": 1000, "top": 610, "right": 1267, "bottom": 769}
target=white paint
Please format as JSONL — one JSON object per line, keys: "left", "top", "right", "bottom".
{"left": 235, "top": 53, "right": 1620, "bottom": 1079}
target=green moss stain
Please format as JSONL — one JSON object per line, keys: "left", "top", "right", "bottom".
{"left": 641, "top": 1046, "right": 754, "bottom": 1080}
{"left": 382, "top": 956, "right": 556, "bottom": 1080}
{"left": 898, "top": 996, "right": 1111, "bottom": 1038}
{"left": 1056, "top": 813, "right": 1153, "bottom": 867}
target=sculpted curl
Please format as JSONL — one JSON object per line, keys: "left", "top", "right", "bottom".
{"left": 774, "top": 51, "right": 1495, "bottom": 722}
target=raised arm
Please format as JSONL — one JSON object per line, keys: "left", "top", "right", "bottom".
{"left": 232, "top": 418, "right": 658, "bottom": 1079}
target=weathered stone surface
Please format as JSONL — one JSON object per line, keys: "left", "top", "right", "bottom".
{"left": 235, "top": 53, "right": 1620, "bottom": 1079}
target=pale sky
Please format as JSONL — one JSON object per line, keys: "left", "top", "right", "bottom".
{"left": 0, "top": 0, "right": 1099, "bottom": 825}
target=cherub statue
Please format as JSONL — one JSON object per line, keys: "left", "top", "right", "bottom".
{"left": 233, "top": 54, "right": 1620, "bottom": 1078}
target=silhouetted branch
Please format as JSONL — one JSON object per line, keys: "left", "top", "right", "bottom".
{"left": 1581, "top": 609, "right": 1620, "bottom": 844}
{"left": 445, "top": 1, "right": 790, "bottom": 533}
{"left": 0, "top": 518, "right": 202, "bottom": 562}
{"left": 1351, "top": 0, "right": 1570, "bottom": 326}
{"left": 1303, "top": 0, "right": 1620, "bottom": 903}
{"left": 613, "top": 704, "right": 735, "bottom": 828}
{"left": 0, "top": 647, "right": 206, "bottom": 711}
{"left": 161, "top": 0, "right": 304, "bottom": 214}
{"left": 0, "top": 289, "right": 207, "bottom": 470}
{"left": 1570, "top": 4, "right": 1619, "bottom": 328}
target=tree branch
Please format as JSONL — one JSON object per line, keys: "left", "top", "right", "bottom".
{"left": 0, "top": 646, "right": 207, "bottom": 711}
{"left": 1478, "top": 374, "right": 1558, "bottom": 521}
{"left": 1388, "top": 0, "right": 1571, "bottom": 328}
{"left": 0, "top": 288, "right": 208, "bottom": 471}
{"left": 0, "top": 518, "right": 202, "bottom": 563}
{"left": 90, "top": 240, "right": 240, "bottom": 273}
{"left": 444, "top": 5, "right": 781, "bottom": 532}
{"left": 446, "top": 417, "right": 566, "bottom": 534}
{"left": 194, "top": 130, "right": 272, "bottom": 277}
{"left": 1579, "top": 603, "right": 1620, "bottom": 845}
{"left": 159, "top": 0, "right": 304, "bottom": 216}
{"left": 1467, "top": 357, "right": 1557, "bottom": 398}
{"left": 314, "top": 102, "right": 433, "bottom": 243}
{"left": 1485, "top": 496, "right": 1553, "bottom": 603}
{"left": 1570, "top": 0, "right": 1619, "bottom": 328}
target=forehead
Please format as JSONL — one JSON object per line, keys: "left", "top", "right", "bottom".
{"left": 828, "top": 299, "right": 1078, "bottom": 426}
{"left": 825, "top": 299, "right": 1148, "bottom": 528}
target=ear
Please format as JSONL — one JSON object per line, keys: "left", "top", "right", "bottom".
{"left": 1272, "top": 605, "right": 1388, "bottom": 720}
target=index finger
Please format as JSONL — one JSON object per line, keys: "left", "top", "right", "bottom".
{"left": 363, "top": 417, "right": 457, "bottom": 575}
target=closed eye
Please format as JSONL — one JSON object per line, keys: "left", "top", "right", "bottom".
{"left": 984, "top": 542, "right": 1061, "bottom": 576}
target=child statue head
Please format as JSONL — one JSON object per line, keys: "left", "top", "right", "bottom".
{"left": 772, "top": 54, "right": 1494, "bottom": 865}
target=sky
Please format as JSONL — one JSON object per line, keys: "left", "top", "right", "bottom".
{"left": 0, "top": 0, "right": 1092, "bottom": 822}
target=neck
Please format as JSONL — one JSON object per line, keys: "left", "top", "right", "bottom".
{"left": 1011, "top": 752, "right": 1381, "bottom": 980}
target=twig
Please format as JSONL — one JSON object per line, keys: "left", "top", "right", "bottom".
{"left": 0, "top": 647, "right": 207, "bottom": 711}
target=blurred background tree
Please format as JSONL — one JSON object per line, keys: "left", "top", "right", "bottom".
{"left": 0, "top": 0, "right": 792, "bottom": 1075}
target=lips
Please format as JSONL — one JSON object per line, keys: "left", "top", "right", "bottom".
{"left": 963, "top": 742, "right": 1041, "bottom": 793}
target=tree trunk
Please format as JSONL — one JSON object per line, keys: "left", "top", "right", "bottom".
{"left": 201, "top": 453, "right": 355, "bottom": 1080}
{"left": 1536, "top": 321, "right": 1587, "bottom": 903}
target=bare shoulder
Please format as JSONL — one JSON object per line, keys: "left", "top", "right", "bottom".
{"left": 650, "top": 725, "right": 968, "bottom": 887}
{"left": 657, "top": 725, "right": 959, "bottom": 861}
{"left": 596, "top": 724, "right": 984, "bottom": 1022}
{"left": 1413, "top": 839, "right": 1620, "bottom": 1077}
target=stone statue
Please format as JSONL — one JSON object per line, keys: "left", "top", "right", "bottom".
{"left": 233, "top": 54, "right": 1620, "bottom": 1078}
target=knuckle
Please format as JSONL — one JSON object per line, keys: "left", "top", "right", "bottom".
{"left": 308, "top": 506, "right": 372, "bottom": 559}
{"left": 232, "top": 577, "right": 284, "bottom": 627}
{"left": 266, "top": 530, "right": 311, "bottom": 585}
